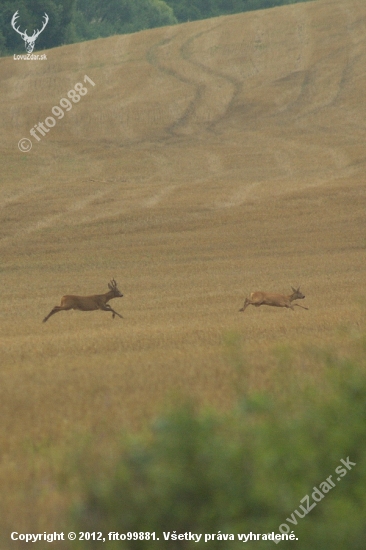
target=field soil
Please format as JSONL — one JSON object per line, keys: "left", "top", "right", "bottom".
{"left": 0, "top": 0, "right": 365, "bottom": 542}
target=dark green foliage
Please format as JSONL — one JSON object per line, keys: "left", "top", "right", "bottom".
{"left": 70, "top": 0, "right": 177, "bottom": 42}
{"left": 164, "top": 0, "right": 311, "bottom": 22}
{"left": 70, "top": 343, "right": 366, "bottom": 549}
{"left": 0, "top": 0, "right": 176, "bottom": 54}
{"left": 0, "top": 0, "right": 74, "bottom": 53}
{"left": 0, "top": 0, "right": 313, "bottom": 55}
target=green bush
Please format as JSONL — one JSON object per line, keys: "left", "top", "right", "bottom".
{"left": 70, "top": 339, "right": 366, "bottom": 549}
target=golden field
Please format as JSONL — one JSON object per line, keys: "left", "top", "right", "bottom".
{"left": 0, "top": 0, "right": 365, "bottom": 543}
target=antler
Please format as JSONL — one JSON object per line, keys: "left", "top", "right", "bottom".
{"left": 108, "top": 279, "right": 117, "bottom": 289}
{"left": 32, "top": 13, "right": 49, "bottom": 41}
{"left": 11, "top": 11, "right": 27, "bottom": 39}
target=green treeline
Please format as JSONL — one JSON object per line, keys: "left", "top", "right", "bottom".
{"left": 67, "top": 334, "right": 366, "bottom": 549}
{"left": 164, "top": 0, "right": 308, "bottom": 22}
{"left": 0, "top": 0, "right": 311, "bottom": 55}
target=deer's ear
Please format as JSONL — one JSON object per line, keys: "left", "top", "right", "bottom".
{"left": 291, "top": 286, "right": 296, "bottom": 292}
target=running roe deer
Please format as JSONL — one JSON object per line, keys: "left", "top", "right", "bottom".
{"left": 42, "top": 279, "right": 124, "bottom": 323}
{"left": 239, "top": 286, "right": 308, "bottom": 313}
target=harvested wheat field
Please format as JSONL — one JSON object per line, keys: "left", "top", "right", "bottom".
{"left": 0, "top": 0, "right": 365, "bottom": 543}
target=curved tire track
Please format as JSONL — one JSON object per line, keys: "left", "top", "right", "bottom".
{"left": 145, "top": 21, "right": 238, "bottom": 135}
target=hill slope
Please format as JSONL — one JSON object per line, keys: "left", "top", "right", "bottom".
{"left": 1, "top": 0, "right": 366, "bottom": 429}
{"left": 0, "top": 0, "right": 365, "bottom": 537}
{"left": 0, "top": 0, "right": 365, "bottom": 401}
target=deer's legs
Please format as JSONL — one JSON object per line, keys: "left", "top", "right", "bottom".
{"left": 111, "top": 309, "right": 123, "bottom": 319}
{"left": 101, "top": 304, "right": 123, "bottom": 319}
{"left": 293, "top": 304, "right": 309, "bottom": 310}
{"left": 239, "top": 298, "right": 252, "bottom": 312}
{"left": 42, "top": 306, "right": 68, "bottom": 323}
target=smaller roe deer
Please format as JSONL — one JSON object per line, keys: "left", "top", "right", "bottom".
{"left": 239, "top": 286, "right": 308, "bottom": 313}
{"left": 42, "top": 279, "right": 124, "bottom": 323}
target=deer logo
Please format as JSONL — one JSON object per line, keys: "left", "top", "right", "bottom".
{"left": 11, "top": 10, "right": 49, "bottom": 53}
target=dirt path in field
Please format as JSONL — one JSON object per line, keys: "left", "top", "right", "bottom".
{"left": 0, "top": 0, "right": 366, "bottom": 248}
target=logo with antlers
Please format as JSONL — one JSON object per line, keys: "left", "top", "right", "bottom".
{"left": 11, "top": 10, "right": 49, "bottom": 53}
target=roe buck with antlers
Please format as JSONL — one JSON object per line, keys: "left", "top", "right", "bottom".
{"left": 239, "top": 286, "right": 308, "bottom": 313}
{"left": 42, "top": 279, "right": 123, "bottom": 323}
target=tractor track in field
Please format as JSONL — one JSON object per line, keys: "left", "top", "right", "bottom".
{"left": 145, "top": 21, "right": 240, "bottom": 136}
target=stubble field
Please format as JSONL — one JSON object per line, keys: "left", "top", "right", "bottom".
{"left": 0, "top": 0, "right": 365, "bottom": 542}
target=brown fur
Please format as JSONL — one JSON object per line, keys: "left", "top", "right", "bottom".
{"left": 43, "top": 279, "right": 123, "bottom": 322}
{"left": 239, "top": 286, "right": 308, "bottom": 313}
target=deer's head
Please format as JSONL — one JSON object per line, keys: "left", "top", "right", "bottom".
{"left": 11, "top": 11, "right": 49, "bottom": 53}
{"left": 291, "top": 286, "right": 305, "bottom": 300}
{"left": 108, "top": 279, "right": 123, "bottom": 298}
